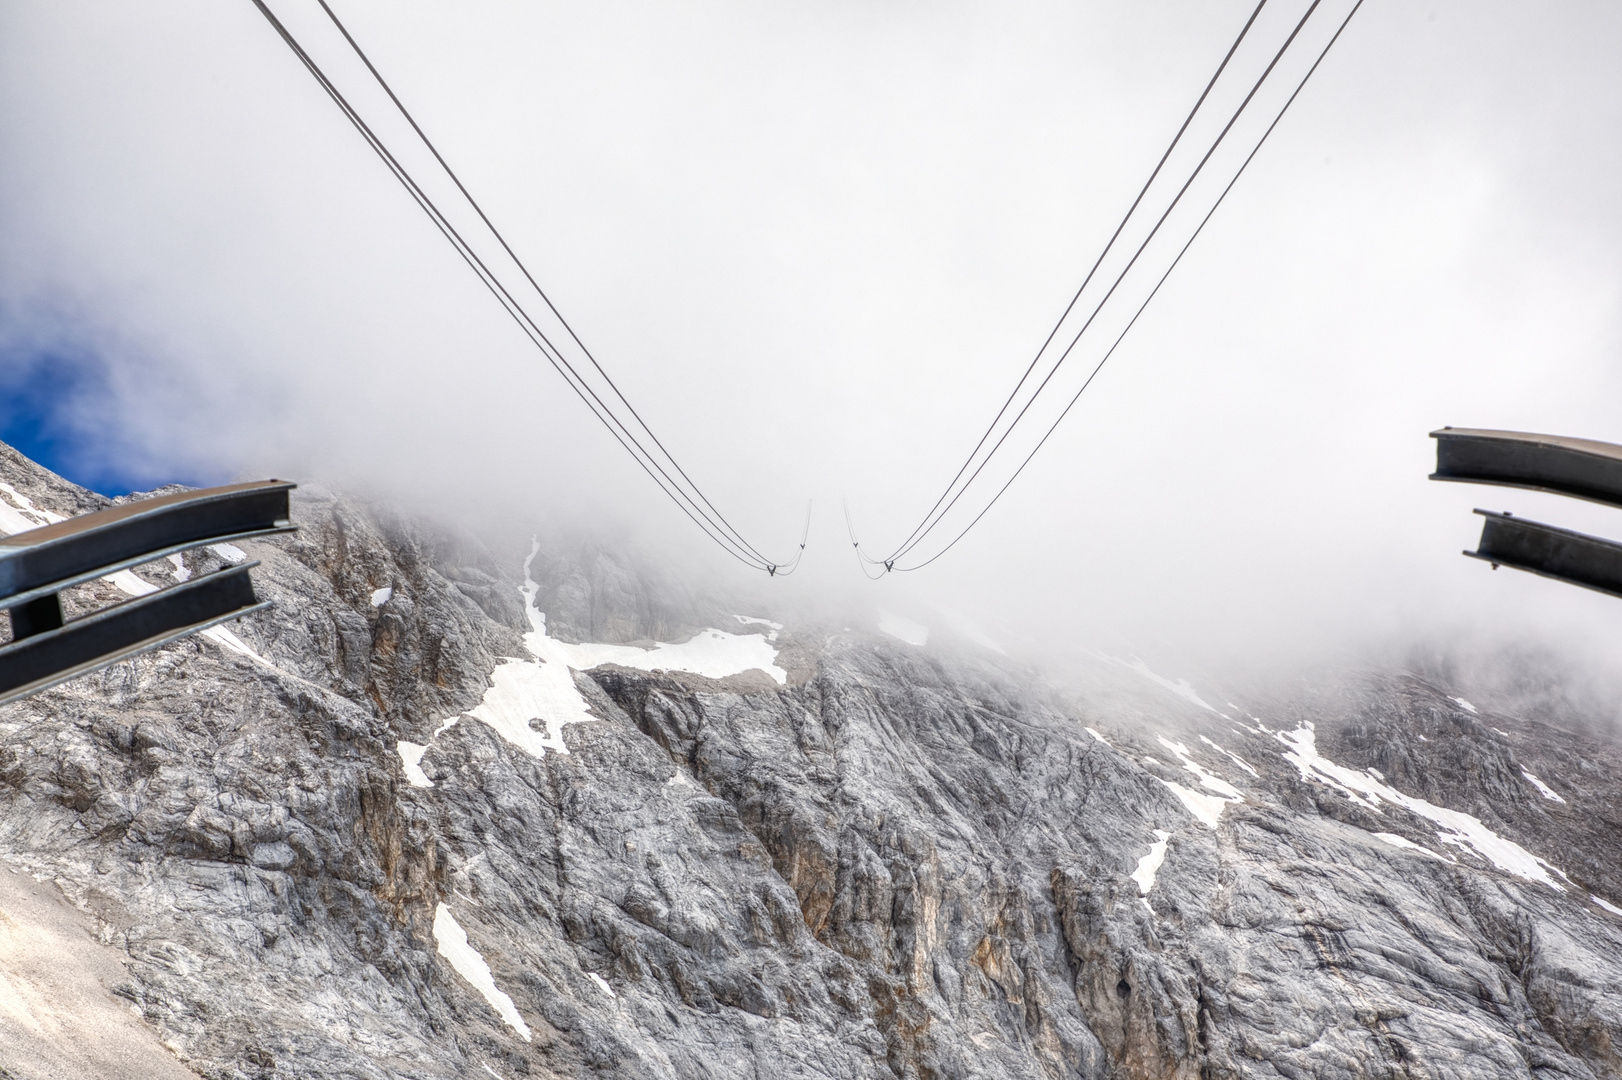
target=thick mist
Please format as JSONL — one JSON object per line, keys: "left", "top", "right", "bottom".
{"left": 3, "top": 0, "right": 1622, "bottom": 690}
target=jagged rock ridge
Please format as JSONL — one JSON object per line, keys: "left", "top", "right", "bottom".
{"left": 0, "top": 441, "right": 1620, "bottom": 1079}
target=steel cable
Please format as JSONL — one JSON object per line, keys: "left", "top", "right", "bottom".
{"left": 893, "top": 0, "right": 1366, "bottom": 571}
{"left": 853, "top": 0, "right": 1344, "bottom": 571}
{"left": 249, "top": 0, "right": 801, "bottom": 573}
{"left": 869, "top": 0, "right": 1271, "bottom": 566}
{"left": 879, "top": 0, "right": 1326, "bottom": 566}
{"left": 310, "top": 0, "right": 787, "bottom": 571}
{"left": 843, "top": 501, "right": 893, "bottom": 580}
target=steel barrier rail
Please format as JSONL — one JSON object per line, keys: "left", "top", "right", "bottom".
{"left": 0, "top": 564, "right": 269, "bottom": 705}
{"left": 0, "top": 481, "right": 295, "bottom": 705}
{"left": 1432, "top": 427, "right": 1622, "bottom": 600}
{"left": 1465, "top": 511, "right": 1622, "bottom": 600}
{"left": 0, "top": 480, "right": 293, "bottom": 610}
{"left": 1431, "top": 428, "right": 1622, "bottom": 510}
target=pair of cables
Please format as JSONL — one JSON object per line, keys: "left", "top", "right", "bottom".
{"left": 247, "top": 0, "right": 808, "bottom": 575}
{"left": 848, "top": 0, "right": 1365, "bottom": 574}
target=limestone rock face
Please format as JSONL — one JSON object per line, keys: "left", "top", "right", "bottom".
{"left": 1, "top": 444, "right": 1621, "bottom": 1080}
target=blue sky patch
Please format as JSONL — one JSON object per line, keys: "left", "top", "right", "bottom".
{"left": 0, "top": 346, "right": 210, "bottom": 496}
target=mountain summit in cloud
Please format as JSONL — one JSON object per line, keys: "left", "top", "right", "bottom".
{"left": 2, "top": 440, "right": 1621, "bottom": 1078}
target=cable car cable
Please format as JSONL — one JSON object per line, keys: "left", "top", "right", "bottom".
{"left": 875, "top": 0, "right": 1330, "bottom": 568}
{"left": 263, "top": 0, "right": 780, "bottom": 571}
{"left": 758, "top": 501, "right": 814, "bottom": 577}
{"left": 308, "top": 0, "right": 788, "bottom": 571}
{"left": 891, "top": 0, "right": 1365, "bottom": 572}
{"left": 248, "top": 0, "right": 798, "bottom": 572}
{"left": 248, "top": 0, "right": 767, "bottom": 569}
{"left": 871, "top": 0, "right": 1271, "bottom": 567}
{"left": 843, "top": 501, "right": 893, "bottom": 581}
{"left": 885, "top": 0, "right": 1324, "bottom": 565}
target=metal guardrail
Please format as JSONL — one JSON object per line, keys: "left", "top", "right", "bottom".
{"left": 1432, "top": 428, "right": 1622, "bottom": 599}
{"left": 1431, "top": 427, "right": 1622, "bottom": 509}
{"left": 0, "top": 565, "right": 270, "bottom": 704}
{"left": 1466, "top": 511, "right": 1622, "bottom": 600}
{"left": 0, "top": 481, "right": 295, "bottom": 705}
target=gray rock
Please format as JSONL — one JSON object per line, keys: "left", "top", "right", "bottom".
{"left": 2, "top": 441, "right": 1621, "bottom": 1079}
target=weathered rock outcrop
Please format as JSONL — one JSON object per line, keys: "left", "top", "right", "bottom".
{"left": 1, "top": 442, "right": 1620, "bottom": 1079}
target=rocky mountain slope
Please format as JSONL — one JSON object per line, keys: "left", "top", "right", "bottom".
{"left": 1, "top": 440, "right": 1621, "bottom": 1079}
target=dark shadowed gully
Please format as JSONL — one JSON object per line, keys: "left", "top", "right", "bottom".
{"left": 1, "top": 439, "right": 1620, "bottom": 1079}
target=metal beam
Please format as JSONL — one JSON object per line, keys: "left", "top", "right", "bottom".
{"left": 1431, "top": 427, "right": 1622, "bottom": 509}
{"left": 0, "top": 563, "right": 268, "bottom": 706}
{"left": 1465, "top": 511, "right": 1622, "bottom": 600}
{"left": 0, "top": 480, "right": 294, "bottom": 610}
{"left": 10, "top": 594, "right": 63, "bottom": 641}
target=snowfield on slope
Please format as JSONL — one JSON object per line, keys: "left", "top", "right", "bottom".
{"left": 410, "top": 542, "right": 789, "bottom": 765}
{"left": 1154, "top": 736, "right": 1243, "bottom": 829}
{"left": 432, "top": 905, "right": 531, "bottom": 1041}
{"left": 1277, "top": 722, "right": 1569, "bottom": 889}
{"left": 1090, "top": 665, "right": 1572, "bottom": 894}
{"left": 1131, "top": 830, "right": 1172, "bottom": 896}
{"left": 878, "top": 611, "right": 929, "bottom": 646}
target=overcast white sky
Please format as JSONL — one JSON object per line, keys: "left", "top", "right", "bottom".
{"left": 3, "top": 0, "right": 1621, "bottom": 675}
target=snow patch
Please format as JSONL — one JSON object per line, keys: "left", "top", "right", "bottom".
{"left": 1158, "top": 737, "right": 1243, "bottom": 800}
{"left": 586, "top": 972, "right": 616, "bottom": 998}
{"left": 1131, "top": 830, "right": 1172, "bottom": 895}
{"left": 1276, "top": 723, "right": 1567, "bottom": 890}
{"left": 1449, "top": 697, "right": 1478, "bottom": 714}
{"left": 1154, "top": 736, "right": 1242, "bottom": 828}
{"left": 733, "top": 614, "right": 781, "bottom": 641}
{"left": 1158, "top": 781, "right": 1230, "bottom": 830}
{"left": 1085, "top": 727, "right": 1109, "bottom": 745}
{"left": 398, "top": 742, "right": 433, "bottom": 788}
{"left": 877, "top": 611, "right": 929, "bottom": 646}
{"left": 200, "top": 625, "right": 273, "bottom": 665}
{"left": 1112, "top": 657, "right": 1228, "bottom": 717}
{"left": 104, "top": 568, "right": 157, "bottom": 598}
{"left": 469, "top": 656, "right": 581, "bottom": 758}
{"left": 463, "top": 542, "right": 788, "bottom": 761}
{"left": 370, "top": 586, "right": 393, "bottom": 607}
{"left": 734, "top": 614, "right": 783, "bottom": 630}
{"left": 562, "top": 628, "right": 786, "bottom": 684}
{"left": 0, "top": 482, "right": 61, "bottom": 534}
{"left": 1372, "top": 833, "right": 1450, "bottom": 861}
{"left": 1494, "top": 728, "right": 1512, "bottom": 739}
{"left": 1199, "top": 735, "right": 1258, "bottom": 776}
{"left": 1521, "top": 770, "right": 1566, "bottom": 804}
{"left": 210, "top": 543, "right": 247, "bottom": 564}
{"left": 167, "top": 554, "right": 191, "bottom": 582}
{"left": 432, "top": 904, "right": 531, "bottom": 1040}
{"left": 1593, "top": 895, "right": 1622, "bottom": 917}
